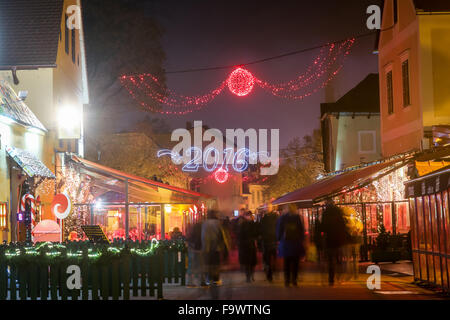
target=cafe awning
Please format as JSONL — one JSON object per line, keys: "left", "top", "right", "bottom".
{"left": 405, "top": 165, "right": 450, "bottom": 198}
{"left": 70, "top": 155, "right": 212, "bottom": 204}
{"left": 6, "top": 145, "right": 55, "bottom": 178}
{"left": 272, "top": 156, "right": 412, "bottom": 207}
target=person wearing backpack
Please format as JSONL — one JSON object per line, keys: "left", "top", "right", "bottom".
{"left": 276, "top": 204, "right": 305, "bottom": 287}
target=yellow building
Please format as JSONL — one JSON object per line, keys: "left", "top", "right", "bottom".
{"left": 0, "top": 0, "right": 89, "bottom": 241}
{"left": 378, "top": 0, "right": 450, "bottom": 157}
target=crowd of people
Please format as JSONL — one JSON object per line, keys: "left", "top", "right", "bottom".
{"left": 185, "top": 199, "right": 361, "bottom": 289}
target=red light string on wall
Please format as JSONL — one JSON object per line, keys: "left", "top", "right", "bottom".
{"left": 119, "top": 38, "right": 355, "bottom": 115}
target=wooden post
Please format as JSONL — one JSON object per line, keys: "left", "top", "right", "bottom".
{"left": 140, "top": 257, "right": 147, "bottom": 297}
{"left": 121, "top": 249, "right": 130, "bottom": 300}
{"left": 161, "top": 205, "right": 165, "bottom": 240}
{"left": 90, "top": 204, "right": 94, "bottom": 225}
{"left": 91, "top": 264, "right": 99, "bottom": 300}
{"left": 10, "top": 264, "right": 17, "bottom": 300}
{"left": 112, "top": 259, "right": 119, "bottom": 300}
{"left": 132, "top": 255, "right": 138, "bottom": 296}
{"left": 157, "top": 251, "right": 163, "bottom": 299}
{"left": 362, "top": 203, "right": 368, "bottom": 262}
{"left": 0, "top": 247, "right": 7, "bottom": 300}
{"left": 148, "top": 255, "right": 154, "bottom": 297}
{"left": 81, "top": 249, "right": 89, "bottom": 300}
{"left": 50, "top": 263, "right": 58, "bottom": 300}
{"left": 392, "top": 201, "right": 397, "bottom": 235}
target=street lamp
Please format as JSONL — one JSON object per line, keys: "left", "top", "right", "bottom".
{"left": 57, "top": 104, "right": 81, "bottom": 140}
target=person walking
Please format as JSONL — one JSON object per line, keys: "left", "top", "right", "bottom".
{"left": 186, "top": 220, "right": 205, "bottom": 287}
{"left": 320, "top": 199, "right": 351, "bottom": 286}
{"left": 276, "top": 204, "right": 305, "bottom": 287}
{"left": 238, "top": 211, "right": 258, "bottom": 283}
{"left": 259, "top": 208, "right": 279, "bottom": 282}
{"left": 201, "top": 210, "right": 226, "bottom": 287}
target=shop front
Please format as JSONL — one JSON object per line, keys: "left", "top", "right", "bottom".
{"left": 405, "top": 166, "right": 450, "bottom": 292}
{"left": 56, "top": 154, "right": 213, "bottom": 242}
{"left": 272, "top": 154, "right": 413, "bottom": 261}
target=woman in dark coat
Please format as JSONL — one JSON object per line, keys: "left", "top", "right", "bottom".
{"left": 238, "top": 211, "right": 258, "bottom": 283}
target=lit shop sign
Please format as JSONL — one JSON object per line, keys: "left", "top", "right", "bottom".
{"left": 156, "top": 121, "right": 280, "bottom": 176}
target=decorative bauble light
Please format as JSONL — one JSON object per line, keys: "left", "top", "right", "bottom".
{"left": 214, "top": 168, "right": 229, "bottom": 184}
{"left": 226, "top": 67, "right": 255, "bottom": 97}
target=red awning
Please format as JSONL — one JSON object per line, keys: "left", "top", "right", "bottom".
{"left": 71, "top": 155, "right": 211, "bottom": 199}
{"left": 272, "top": 158, "right": 410, "bottom": 207}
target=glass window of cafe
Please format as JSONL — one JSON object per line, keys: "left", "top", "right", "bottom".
{"left": 409, "top": 189, "right": 450, "bottom": 290}
{"left": 91, "top": 203, "right": 195, "bottom": 241}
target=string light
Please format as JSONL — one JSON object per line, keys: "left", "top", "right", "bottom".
{"left": 119, "top": 38, "right": 355, "bottom": 114}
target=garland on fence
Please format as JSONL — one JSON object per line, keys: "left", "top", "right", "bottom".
{"left": 0, "top": 239, "right": 186, "bottom": 264}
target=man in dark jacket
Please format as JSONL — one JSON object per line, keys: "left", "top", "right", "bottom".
{"left": 238, "top": 211, "right": 258, "bottom": 283}
{"left": 186, "top": 220, "right": 205, "bottom": 287}
{"left": 276, "top": 204, "right": 305, "bottom": 287}
{"left": 259, "top": 209, "right": 279, "bottom": 282}
{"left": 320, "top": 199, "right": 351, "bottom": 286}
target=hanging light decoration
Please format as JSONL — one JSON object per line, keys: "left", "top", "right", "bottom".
{"left": 226, "top": 67, "right": 255, "bottom": 96}
{"left": 214, "top": 167, "right": 229, "bottom": 184}
{"left": 120, "top": 38, "right": 355, "bottom": 115}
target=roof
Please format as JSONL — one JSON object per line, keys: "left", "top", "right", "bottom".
{"left": 6, "top": 145, "right": 55, "bottom": 178}
{"left": 414, "top": 0, "right": 450, "bottom": 12}
{"left": 405, "top": 165, "right": 450, "bottom": 198}
{"left": 0, "top": 0, "right": 64, "bottom": 69}
{"left": 71, "top": 155, "right": 212, "bottom": 200}
{"left": 272, "top": 157, "right": 411, "bottom": 207}
{"left": 0, "top": 80, "right": 46, "bottom": 131}
{"left": 320, "top": 74, "right": 380, "bottom": 115}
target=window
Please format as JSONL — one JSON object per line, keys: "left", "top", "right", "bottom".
{"left": 402, "top": 59, "right": 411, "bottom": 107}
{"left": 65, "top": 14, "right": 70, "bottom": 54}
{"left": 71, "top": 29, "right": 76, "bottom": 63}
{"left": 386, "top": 70, "right": 394, "bottom": 114}
{"left": 0, "top": 203, "right": 6, "bottom": 230}
{"left": 358, "top": 131, "right": 376, "bottom": 154}
{"left": 393, "top": 0, "right": 398, "bottom": 24}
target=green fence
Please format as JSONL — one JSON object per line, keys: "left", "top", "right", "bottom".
{"left": 0, "top": 240, "right": 186, "bottom": 300}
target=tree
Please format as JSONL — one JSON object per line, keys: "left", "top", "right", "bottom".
{"left": 82, "top": 0, "right": 166, "bottom": 136}
{"left": 264, "top": 129, "right": 324, "bottom": 200}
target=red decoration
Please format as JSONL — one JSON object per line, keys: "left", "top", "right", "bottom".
{"left": 20, "top": 193, "right": 36, "bottom": 227}
{"left": 214, "top": 168, "right": 229, "bottom": 184}
{"left": 120, "top": 38, "right": 355, "bottom": 114}
{"left": 227, "top": 67, "right": 255, "bottom": 96}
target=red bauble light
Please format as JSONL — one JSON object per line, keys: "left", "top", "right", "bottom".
{"left": 227, "top": 67, "right": 255, "bottom": 97}
{"left": 214, "top": 168, "right": 229, "bottom": 184}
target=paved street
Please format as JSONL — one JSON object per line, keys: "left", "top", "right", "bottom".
{"left": 158, "top": 259, "right": 448, "bottom": 301}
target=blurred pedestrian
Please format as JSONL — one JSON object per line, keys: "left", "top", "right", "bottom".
{"left": 201, "top": 210, "right": 227, "bottom": 286}
{"left": 320, "top": 199, "right": 352, "bottom": 286}
{"left": 238, "top": 211, "right": 258, "bottom": 283}
{"left": 170, "top": 227, "right": 184, "bottom": 240}
{"left": 186, "top": 220, "right": 206, "bottom": 287}
{"left": 259, "top": 207, "right": 278, "bottom": 282}
{"left": 276, "top": 204, "right": 305, "bottom": 287}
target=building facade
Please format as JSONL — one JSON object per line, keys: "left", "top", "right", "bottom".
{"left": 0, "top": 0, "right": 89, "bottom": 241}
{"left": 378, "top": 0, "right": 450, "bottom": 157}
{"left": 321, "top": 74, "right": 382, "bottom": 172}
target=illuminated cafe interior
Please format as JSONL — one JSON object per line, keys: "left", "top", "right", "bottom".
{"left": 65, "top": 156, "right": 213, "bottom": 241}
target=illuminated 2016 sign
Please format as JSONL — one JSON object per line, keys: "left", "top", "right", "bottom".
{"left": 157, "top": 147, "right": 266, "bottom": 173}
{"left": 156, "top": 121, "right": 280, "bottom": 176}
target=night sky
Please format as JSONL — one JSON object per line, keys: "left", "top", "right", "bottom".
{"left": 119, "top": 0, "right": 383, "bottom": 148}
